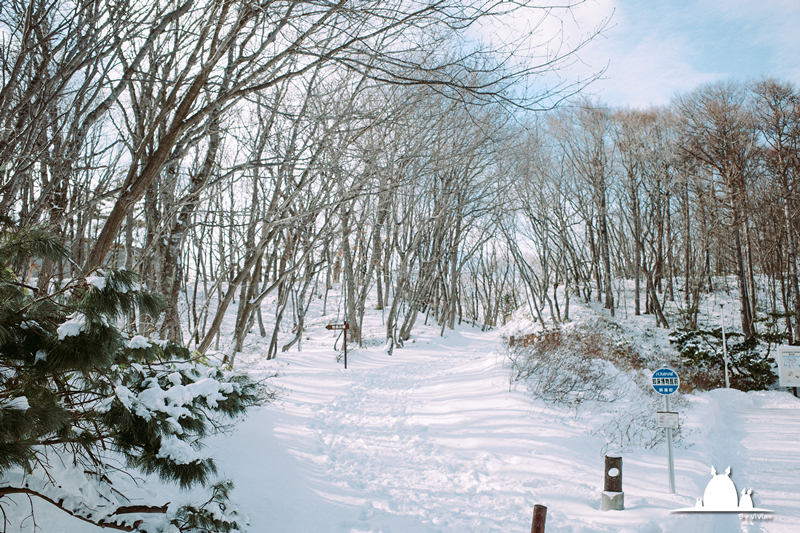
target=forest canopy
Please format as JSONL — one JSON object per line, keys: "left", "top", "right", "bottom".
{"left": 0, "top": 0, "right": 797, "bottom": 356}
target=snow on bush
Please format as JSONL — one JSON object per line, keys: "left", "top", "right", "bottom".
{"left": 56, "top": 311, "right": 87, "bottom": 339}
{"left": 507, "top": 319, "right": 681, "bottom": 451}
{"left": 129, "top": 335, "right": 152, "bottom": 349}
{"left": 157, "top": 436, "right": 206, "bottom": 464}
{"left": 86, "top": 271, "right": 107, "bottom": 290}
{"left": 1, "top": 396, "right": 29, "bottom": 411}
{"left": 116, "top": 370, "right": 241, "bottom": 422}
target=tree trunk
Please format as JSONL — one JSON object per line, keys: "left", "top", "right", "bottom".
{"left": 341, "top": 204, "right": 361, "bottom": 345}
{"left": 784, "top": 197, "right": 800, "bottom": 343}
{"left": 632, "top": 172, "right": 642, "bottom": 316}
{"left": 646, "top": 269, "right": 669, "bottom": 328}
{"left": 733, "top": 221, "right": 754, "bottom": 338}
{"left": 598, "top": 205, "right": 614, "bottom": 315}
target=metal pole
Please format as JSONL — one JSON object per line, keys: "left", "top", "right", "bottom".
{"left": 721, "top": 304, "right": 729, "bottom": 388}
{"left": 531, "top": 504, "right": 547, "bottom": 533}
{"left": 665, "top": 394, "right": 675, "bottom": 494}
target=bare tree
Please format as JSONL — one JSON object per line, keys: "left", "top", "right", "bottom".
{"left": 751, "top": 78, "right": 800, "bottom": 343}
{"left": 554, "top": 103, "right": 615, "bottom": 315}
{"left": 82, "top": 0, "right": 606, "bottom": 271}
{"left": 677, "top": 82, "right": 759, "bottom": 338}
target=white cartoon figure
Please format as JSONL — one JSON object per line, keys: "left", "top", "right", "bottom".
{"left": 672, "top": 465, "right": 773, "bottom": 514}
{"left": 703, "top": 466, "right": 739, "bottom": 510}
{"left": 740, "top": 489, "right": 754, "bottom": 510}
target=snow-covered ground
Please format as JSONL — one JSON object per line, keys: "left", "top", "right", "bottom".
{"left": 5, "top": 284, "right": 800, "bottom": 532}
{"left": 206, "top": 308, "right": 800, "bottom": 533}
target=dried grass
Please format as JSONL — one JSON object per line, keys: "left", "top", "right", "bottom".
{"left": 507, "top": 321, "right": 681, "bottom": 451}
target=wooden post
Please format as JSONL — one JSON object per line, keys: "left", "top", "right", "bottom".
{"left": 601, "top": 455, "right": 624, "bottom": 510}
{"left": 530, "top": 504, "right": 547, "bottom": 533}
{"left": 604, "top": 456, "right": 622, "bottom": 492}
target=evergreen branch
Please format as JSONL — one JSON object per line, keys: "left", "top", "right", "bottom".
{"left": 2, "top": 280, "right": 39, "bottom": 293}
{"left": 113, "top": 503, "right": 170, "bottom": 516}
{"left": 35, "top": 436, "right": 103, "bottom": 446}
{"left": 0, "top": 223, "right": 267, "bottom": 529}
{"left": 0, "top": 486, "right": 168, "bottom": 531}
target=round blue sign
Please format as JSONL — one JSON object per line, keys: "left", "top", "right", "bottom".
{"left": 652, "top": 368, "right": 680, "bottom": 395}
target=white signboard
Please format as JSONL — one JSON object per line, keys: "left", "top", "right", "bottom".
{"left": 777, "top": 345, "right": 800, "bottom": 387}
{"left": 657, "top": 411, "right": 679, "bottom": 429}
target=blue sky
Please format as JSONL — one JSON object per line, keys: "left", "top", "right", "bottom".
{"left": 531, "top": 0, "right": 800, "bottom": 108}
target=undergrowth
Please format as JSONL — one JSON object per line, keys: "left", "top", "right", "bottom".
{"left": 506, "top": 320, "right": 680, "bottom": 451}
{"left": 669, "top": 313, "right": 785, "bottom": 392}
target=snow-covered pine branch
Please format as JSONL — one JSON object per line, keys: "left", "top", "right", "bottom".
{"left": 0, "top": 222, "right": 268, "bottom": 533}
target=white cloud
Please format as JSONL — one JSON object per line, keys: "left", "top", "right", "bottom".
{"left": 469, "top": 0, "right": 800, "bottom": 108}
{"left": 526, "top": 0, "right": 800, "bottom": 108}
{"left": 582, "top": 10, "right": 722, "bottom": 107}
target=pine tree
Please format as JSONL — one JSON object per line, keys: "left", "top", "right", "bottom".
{"left": 0, "top": 219, "right": 265, "bottom": 532}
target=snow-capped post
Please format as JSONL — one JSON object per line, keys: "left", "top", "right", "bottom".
{"left": 530, "top": 504, "right": 547, "bottom": 533}
{"left": 326, "top": 322, "right": 350, "bottom": 369}
{"left": 652, "top": 368, "right": 680, "bottom": 494}
{"left": 601, "top": 456, "right": 624, "bottom": 510}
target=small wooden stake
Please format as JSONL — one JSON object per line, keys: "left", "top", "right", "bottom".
{"left": 531, "top": 504, "right": 547, "bottom": 533}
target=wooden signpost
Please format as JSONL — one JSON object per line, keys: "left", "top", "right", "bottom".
{"left": 326, "top": 322, "right": 349, "bottom": 369}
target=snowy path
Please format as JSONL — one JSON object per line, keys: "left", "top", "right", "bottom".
{"left": 302, "top": 333, "right": 598, "bottom": 531}
{"left": 677, "top": 390, "right": 800, "bottom": 533}
{"left": 738, "top": 405, "right": 800, "bottom": 517}
{"left": 205, "top": 318, "right": 795, "bottom": 533}
{"left": 223, "top": 325, "right": 618, "bottom": 532}
{"left": 19, "top": 315, "right": 800, "bottom": 533}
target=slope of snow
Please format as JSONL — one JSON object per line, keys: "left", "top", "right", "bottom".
{"left": 4, "top": 284, "right": 800, "bottom": 532}
{"left": 205, "top": 303, "right": 800, "bottom": 533}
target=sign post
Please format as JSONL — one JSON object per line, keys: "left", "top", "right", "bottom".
{"left": 326, "top": 323, "right": 350, "bottom": 368}
{"left": 652, "top": 368, "right": 679, "bottom": 494}
{"left": 777, "top": 345, "right": 800, "bottom": 397}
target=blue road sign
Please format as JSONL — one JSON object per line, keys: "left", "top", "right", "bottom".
{"left": 652, "top": 368, "right": 680, "bottom": 395}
